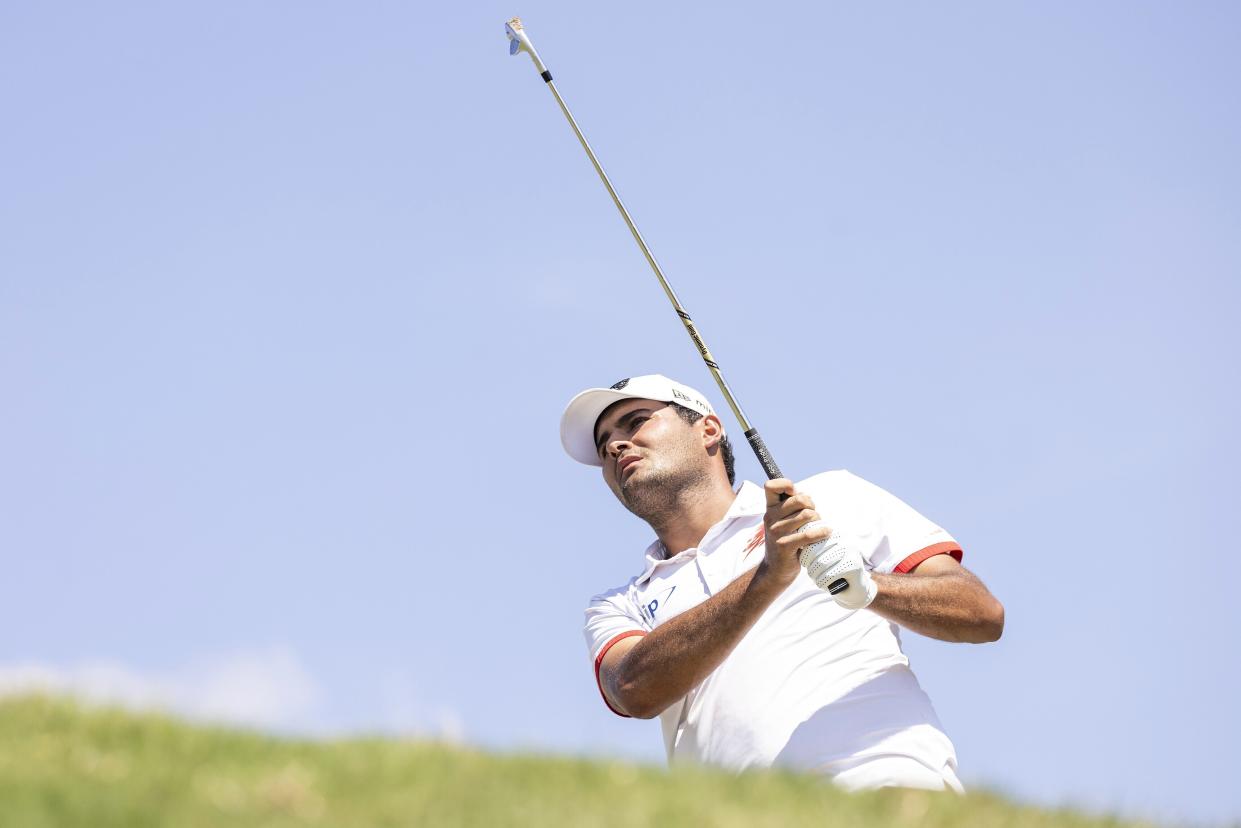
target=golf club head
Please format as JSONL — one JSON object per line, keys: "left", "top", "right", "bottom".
{"left": 505, "top": 17, "right": 549, "bottom": 75}
{"left": 505, "top": 20, "right": 523, "bottom": 55}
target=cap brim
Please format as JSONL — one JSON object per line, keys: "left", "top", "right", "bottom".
{"left": 559, "top": 388, "right": 636, "bottom": 466}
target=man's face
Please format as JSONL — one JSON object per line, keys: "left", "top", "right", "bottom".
{"left": 593, "top": 398, "right": 710, "bottom": 510}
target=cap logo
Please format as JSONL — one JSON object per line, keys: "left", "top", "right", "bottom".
{"left": 671, "top": 388, "right": 691, "bottom": 403}
{"left": 610, "top": 378, "right": 630, "bottom": 390}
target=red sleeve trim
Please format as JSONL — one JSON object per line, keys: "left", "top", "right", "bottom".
{"left": 593, "top": 630, "right": 646, "bottom": 718}
{"left": 893, "top": 541, "right": 963, "bottom": 574}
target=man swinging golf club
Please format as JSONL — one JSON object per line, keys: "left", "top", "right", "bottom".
{"left": 506, "top": 17, "right": 1003, "bottom": 790}
{"left": 561, "top": 375, "right": 1004, "bottom": 791}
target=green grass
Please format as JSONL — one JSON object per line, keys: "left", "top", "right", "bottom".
{"left": 0, "top": 694, "right": 1161, "bottom": 828}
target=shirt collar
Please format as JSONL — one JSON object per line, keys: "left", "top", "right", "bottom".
{"left": 722, "top": 480, "right": 765, "bottom": 520}
{"left": 634, "top": 481, "right": 764, "bottom": 584}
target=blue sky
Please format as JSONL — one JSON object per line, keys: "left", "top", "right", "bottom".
{"left": 2, "top": 2, "right": 1238, "bottom": 825}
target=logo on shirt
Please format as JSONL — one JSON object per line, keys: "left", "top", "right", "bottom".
{"left": 640, "top": 585, "right": 677, "bottom": 625}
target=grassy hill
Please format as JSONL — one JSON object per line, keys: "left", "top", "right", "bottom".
{"left": 0, "top": 695, "right": 1156, "bottom": 828}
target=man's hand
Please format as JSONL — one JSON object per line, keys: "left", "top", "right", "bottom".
{"left": 799, "top": 528, "right": 878, "bottom": 610}
{"left": 760, "top": 479, "right": 832, "bottom": 589}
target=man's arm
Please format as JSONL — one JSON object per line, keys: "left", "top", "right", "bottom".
{"left": 870, "top": 553, "right": 1004, "bottom": 643}
{"left": 599, "top": 480, "right": 823, "bottom": 719}
{"left": 599, "top": 566, "right": 781, "bottom": 718}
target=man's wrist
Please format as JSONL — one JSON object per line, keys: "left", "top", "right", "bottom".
{"left": 749, "top": 560, "right": 796, "bottom": 601}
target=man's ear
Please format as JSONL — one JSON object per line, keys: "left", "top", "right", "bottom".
{"left": 701, "top": 414, "right": 724, "bottom": 451}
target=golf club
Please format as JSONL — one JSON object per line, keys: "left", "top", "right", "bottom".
{"left": 505, "top": 17, "right": 849, "bottom": 597}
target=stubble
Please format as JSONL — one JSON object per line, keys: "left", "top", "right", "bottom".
{"left": 615, "top": 440, "right": 712, "bottom": 530}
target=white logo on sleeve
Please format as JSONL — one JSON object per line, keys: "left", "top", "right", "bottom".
{"left": 640, "top": 585, "right": 677, "bottom": 625}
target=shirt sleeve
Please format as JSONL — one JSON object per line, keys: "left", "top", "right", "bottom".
{"left": 811, "top": 471, "right": 964, "bottom": 576}
{"left": 583, "top": 587, "right": 650, "bottom": 717}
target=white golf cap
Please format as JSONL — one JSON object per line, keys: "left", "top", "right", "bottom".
{"left": 560, "top": 374, "right": 720, "bottom": 466}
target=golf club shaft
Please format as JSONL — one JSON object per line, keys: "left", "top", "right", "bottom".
{"left": 503, "top": 19, "right": 853, "bottom": 595}
{"left": 508, "top": 19, "right": 850, "bottom": 596}
{"left": 539, "top": 73, "right": 784, "bottom": 482}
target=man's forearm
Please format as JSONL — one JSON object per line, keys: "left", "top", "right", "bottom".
{"left": 870, "top": 569, "right": 1004, "bottom": 643}
{"left": 607, "top": 564, "right": 785, "bottom": 719}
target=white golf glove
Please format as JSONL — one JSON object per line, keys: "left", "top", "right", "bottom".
{"left": 797, "top": 522, "right": 878, "bottom": 610}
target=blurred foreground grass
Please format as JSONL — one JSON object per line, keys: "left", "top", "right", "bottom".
{"left": 0, "top": 695, "right": 1158, "bottom": 828}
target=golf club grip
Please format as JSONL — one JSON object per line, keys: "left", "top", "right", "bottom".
{"left": 744, "top": 428, "right": 783, "bottom": 480}
{"left": 747, "top": 428, "right": 851, "bottom": 596}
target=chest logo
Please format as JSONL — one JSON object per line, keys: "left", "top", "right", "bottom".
{"left": 641, "top": 585, "right": 677, "bottom": 625}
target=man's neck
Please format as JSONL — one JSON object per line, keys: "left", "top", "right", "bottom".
{"left": 649, "top": 479, "right": 738, "bottom": 557}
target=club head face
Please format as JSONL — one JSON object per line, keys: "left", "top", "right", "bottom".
{"left": 505, "top": 19, "right": 525, "bottom": 55}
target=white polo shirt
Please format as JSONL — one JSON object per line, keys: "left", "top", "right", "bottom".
{"left": 583, "top": 470, "right": 964, "bottom": 787}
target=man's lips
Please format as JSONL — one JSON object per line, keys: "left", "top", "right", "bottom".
{"left": 618, "top": 455, "right": 641, "bottom": 479}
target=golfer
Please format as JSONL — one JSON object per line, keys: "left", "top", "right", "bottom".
{"left": 561, "top": 375, "right": 1004, "bottom": 792}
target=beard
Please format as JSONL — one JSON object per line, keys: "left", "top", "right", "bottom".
{"left": 615, "top": 442, "right": 712, "bottom": 528}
